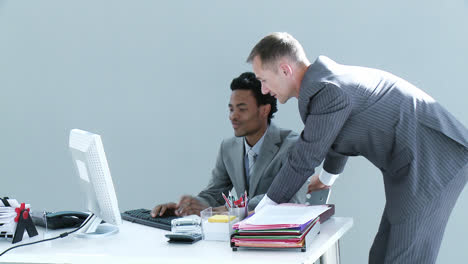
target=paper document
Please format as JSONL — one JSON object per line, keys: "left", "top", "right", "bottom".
{"left": 245, "top": 204, "right": 329, "bottom": 225}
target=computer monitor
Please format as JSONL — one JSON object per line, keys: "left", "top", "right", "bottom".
{"left": 69, "top": 129, "right": 122, "bottom": 237}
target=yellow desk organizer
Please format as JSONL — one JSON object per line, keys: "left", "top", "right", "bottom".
{"left": 201, "top": 208, "right": 245, "bottom": 241}
{"left": 208, "top": 215, "right": 237, "bottom": 223}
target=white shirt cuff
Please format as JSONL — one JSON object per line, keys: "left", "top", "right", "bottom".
{"left": 255, "top": 194, "right": 278, "bottom": 213}
{"left": 319, "top": 168, "right": 340, "bottom": 186}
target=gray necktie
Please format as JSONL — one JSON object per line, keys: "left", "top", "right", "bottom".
{"left": 247, "top": 149, "right": 257, "bottom": 174}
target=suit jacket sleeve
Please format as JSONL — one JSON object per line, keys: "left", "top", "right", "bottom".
{"left": 196, "top": 140, "right": 233, "bottom": 206}
{"left": 323, "top": 148, "right": 349, "bottom": 175}
{"left": 247, "top": 194, "right": 264, "bottom": 211}
{"left": 267, "top": 83, "right": 352, "bottom": 203}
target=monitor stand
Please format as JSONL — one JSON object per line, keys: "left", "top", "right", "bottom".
{"left": 75, "top": 214, "right": 119, "bottom": 238}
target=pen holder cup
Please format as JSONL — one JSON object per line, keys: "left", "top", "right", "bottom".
{"left": 201, "top": 207, "right": 243, "bottom": 241}
{"left": 228, "top": 207, "right": 246, "bottom": 222}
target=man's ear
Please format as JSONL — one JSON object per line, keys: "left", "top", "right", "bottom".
{"left": 260, "top": 104, "right": 271, "bottom": 118}
{"left": 279, "top": 63, "right": 293, "bottom": 77}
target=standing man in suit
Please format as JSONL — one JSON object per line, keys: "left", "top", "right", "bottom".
{"left": 248, "top": 32, "right": 467, "bottom": 263}
{"left": 151, "top": 72, "right": 307, "bottom": 217}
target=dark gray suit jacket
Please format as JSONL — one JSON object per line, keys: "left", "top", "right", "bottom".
{"left": 268, "top": 56, "right": 468, "bottom": 223}
{"left": 197, "top": 124, "right": 307, "bottom": 210}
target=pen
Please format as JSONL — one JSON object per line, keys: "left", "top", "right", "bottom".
{"left": 232, "top": 192, "right": 237, "bottom": 208}
{"left": 222, "top": 192, "right": 231, "bottom": 208}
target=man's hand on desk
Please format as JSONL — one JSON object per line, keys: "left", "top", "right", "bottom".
{"left": 151, "top": 196, "right": 210, "bottom": 217}
{"left": 307, "top": 174, "right": 330, "bottom": 194}
{"left": 175, "top": 195, "right": 209, "bottom": 216}
{"left": 151, "top": 202, "right": 178, "bottom": 217}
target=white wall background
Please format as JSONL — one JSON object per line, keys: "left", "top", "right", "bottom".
{"left": 1, "top": 0, "right": 467, "bottom": 262}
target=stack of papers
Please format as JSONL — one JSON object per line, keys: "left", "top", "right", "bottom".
{"left": 231, "top": 204, "right": 332, "bottom": 249}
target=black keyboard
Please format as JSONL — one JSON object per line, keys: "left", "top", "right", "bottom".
{"left": 121, "top": 209, "right": 180, "bottom": 231}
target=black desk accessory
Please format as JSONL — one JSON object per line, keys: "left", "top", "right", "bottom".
{"left": 165, "top": 232, "right": 202, "bottom": 244}
{"left": 31, "top": 211, "right": 89, "bottom": 230}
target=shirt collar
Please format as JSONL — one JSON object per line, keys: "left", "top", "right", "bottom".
{"left": 244, "top": 126, "right": 268, "bottom": 156}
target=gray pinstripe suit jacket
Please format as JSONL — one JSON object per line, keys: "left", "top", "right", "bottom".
{"left": 268, "top": 56, "right": 468, "bottom": 223}
{"left": 196, "top": 124, "right": 307, "bottom": 211}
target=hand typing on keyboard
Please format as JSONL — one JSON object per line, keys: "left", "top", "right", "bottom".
{"left": 176, "top": 195, "right": 210, "bottom": 216}
{"left": 122, "top": 209, "right": 178, "bottom": 231}
{"left": 151, "top": 196, "right": 229, "bottom": 218}
{"left": 151, "top": 202, "right": 178, "bottom": 217}
{"left": 151, "top": 195, "right": 210, "bottom": 217}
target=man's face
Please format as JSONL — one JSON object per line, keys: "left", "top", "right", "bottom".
{"left": 229, "top": 90, "right": 266, "bottom": 137}
{"left": 252, "top": 56, "right": 291, "bottom": 104}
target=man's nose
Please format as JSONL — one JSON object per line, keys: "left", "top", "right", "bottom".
{"left": 229, "top": 111, "right": 237, "bottom": 120}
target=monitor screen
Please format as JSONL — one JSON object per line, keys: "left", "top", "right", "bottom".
{"left": 69, "top": 129, "right": 122, "bottom": 237}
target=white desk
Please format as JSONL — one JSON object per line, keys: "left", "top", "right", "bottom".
{"left": 0, "top": 217, "right": 353, "bottom": 264}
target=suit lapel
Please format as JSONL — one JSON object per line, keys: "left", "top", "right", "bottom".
{"left": 249, "top": 124, "right": 281, "bottom": 195}
{"left": 298, "top": 57, "right": 329, "bottom": 123}
{"left": 229, "top": 137, "right": 247, "bottom": 195}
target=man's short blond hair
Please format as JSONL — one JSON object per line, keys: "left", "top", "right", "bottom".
{"left": 246, "top": 32, "right": 307, "bottom": 70}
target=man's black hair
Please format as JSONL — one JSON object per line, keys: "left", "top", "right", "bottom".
{"left": 230, "top": 72, "right": 278, "bottom": 124}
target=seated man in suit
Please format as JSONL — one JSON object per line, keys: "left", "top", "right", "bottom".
{"left": 151, "top": 72, "right": 306, "bottom": 217}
